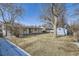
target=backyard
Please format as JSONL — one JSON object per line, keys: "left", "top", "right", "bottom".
{"left": 8, "top": 33, "right": 79, "bottom": 56}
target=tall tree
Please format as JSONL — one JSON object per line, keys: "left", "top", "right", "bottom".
{"left": 0, "top": 3, "right": 24, "bottom": 36}
{"left": 41, "top": 3, "right": 66, "bottom": 37}
{"left": 70, "top": 4, "right": 79, "bottom": 41}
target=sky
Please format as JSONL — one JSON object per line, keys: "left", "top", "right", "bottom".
{"left": 19, "top": 3, "right": 79, "bottom": 26}
{"left": 0, "top": 3, "right": 79, "bottom": 26}
{"left": 18, "top": 3, "right": 44, "bottom": 26}
{"left": 65, "top": 4, "right": 79, "bottom": 25}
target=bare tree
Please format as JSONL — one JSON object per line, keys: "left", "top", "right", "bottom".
{"left": 41, "top": 3, "right": 66, "bottom": 37}
{"left": 0, "top": 3, "right": 24, "bottom": 36}
{"left": 70, "top": 4, "right": 79, "bottom": 41}
{"left": 70, "top": 21, "right": 79, "bottom": 41}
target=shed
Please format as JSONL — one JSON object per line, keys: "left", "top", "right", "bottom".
{"left": 57, "top": 27, "right": 67, "bottom": 36}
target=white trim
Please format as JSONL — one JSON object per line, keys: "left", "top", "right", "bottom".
{"left": 6, "top": 38, "right": 31, "bottom": 56}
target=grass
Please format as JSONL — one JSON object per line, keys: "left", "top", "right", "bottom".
{"left": 9, "top": 33, "right": 79, "bottom": 56}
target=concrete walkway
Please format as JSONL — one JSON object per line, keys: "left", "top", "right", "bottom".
{"left": 0, "top": 38, "right": 30, "bottom": 56}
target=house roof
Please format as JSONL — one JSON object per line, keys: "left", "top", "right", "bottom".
{"left": 13, "top": 22, "right": 43, "bottom": 29}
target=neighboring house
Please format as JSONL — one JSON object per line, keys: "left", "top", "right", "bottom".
{"left": 42, "top": 24, "right": 54, "bottom": 33}
{"left": 0, "top": 21, "right": 44, "bottom": 37}
{"left": 9, "top": 23, "right": 44, "bottom": 37}
{"left": 44, "top": 28, "right": 54, "bottom": 33}
{"left": 19, "top": 25, "right": 43, "bottom": 37}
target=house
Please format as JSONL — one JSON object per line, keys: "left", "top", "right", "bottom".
{"left": 7, "top": 23, "right": 44, "bottom": 37}
{"left": 18, "top": 25, "right": 43, "bottom": 37}
{"left": 0, "top": 21, "right": 45, "bottom": 37}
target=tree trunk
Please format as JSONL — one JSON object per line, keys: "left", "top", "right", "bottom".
{"left": 53, "top": 16, "right": 57, "bottom": 38}
{"left": 73, "top": 32, "right": 77, "bottom": 42}
{"left": 5, "top": 24, "right": 7, "bottom": 36}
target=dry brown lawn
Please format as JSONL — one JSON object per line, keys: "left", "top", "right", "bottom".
{"left": 9, "top": 33, "right": 79, "bottom": 56}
